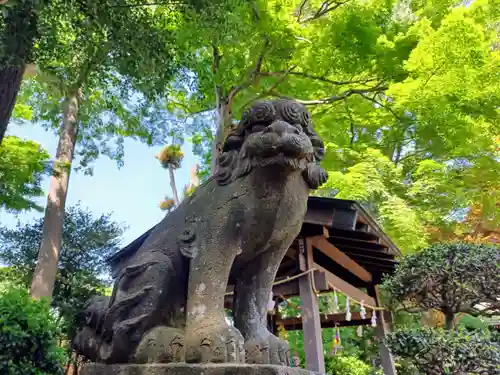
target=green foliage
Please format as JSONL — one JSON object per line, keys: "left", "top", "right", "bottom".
{"left": 382, "top": 242, "right": 500, "bottom": 322}
{"left": 159, "top": 197, "right": 176, "bottom": 212}
{"left": 387, "top": 328, "right": 500, "bottom": 375}
{"left": 0, "top": 0, "right": 40, "bottom": 66}
{"left": 157, "top": 144, "right": 184, "bottom": 169}
{"left": 0, "top": 204, "right": 122, "bottom": 341}
{"left": 279, "top": 294, "right": 379, "bottom": 369}
{"left": 169, "top": 0, "right": 500, "bottom": 252}
{"left": 0, "top": 266, "right": 24, "bottom": 294}
{"left": 0, "top": 286, "right": 65, "bottom": 375}
{"left": 0, "top": 135, "right": 50, "bottom": 212}
{"left": 325, "top": 355, "right": 373, "bottom": 375}
{"left": 11, "top": 0, "right": 193, "bottom": 173}
{"left": 190, "top": 124, "right": 214, "bottom": 182}
{"left": 183, "top": 184, "right": 197, "bottom": 198}
{"left": 320, "top": 146, "right": 428, "bottom": 252}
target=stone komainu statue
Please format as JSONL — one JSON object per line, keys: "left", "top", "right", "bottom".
{"left": 73, "top": 99, "right": 328, "bottom": 366}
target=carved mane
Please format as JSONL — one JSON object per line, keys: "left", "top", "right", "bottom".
{"left": 215, "top": 99, "right": 327, "bottom": 188}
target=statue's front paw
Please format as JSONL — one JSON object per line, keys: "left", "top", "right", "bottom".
{"left": 185, "top": 324, "right": 245, "bottom": 363}
{"left": 134, "top": 326, "right": 185, "bottom": 363}
{"left": 73, "top": 326, "right": 101, "bottom": 362}
{"left": 245, "top": 331, "right": 290, "bottom": 366}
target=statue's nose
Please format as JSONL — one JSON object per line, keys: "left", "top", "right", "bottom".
{"left": 265, "top": 120, "right": 300, "bottom": 136}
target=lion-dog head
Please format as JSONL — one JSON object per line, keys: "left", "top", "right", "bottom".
{"left": 215, "top": 99, "right": 328, "bottom": 189}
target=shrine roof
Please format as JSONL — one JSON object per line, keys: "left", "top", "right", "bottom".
{"left": 285, "top": 196, "right": 401, "bottom": 287}
{"left": 107, "top": 196, "right": 401, "bottom": 284}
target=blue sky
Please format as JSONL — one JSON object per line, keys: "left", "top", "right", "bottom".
{"left": 0, "top": 122, "right": 199, "bottom": 246}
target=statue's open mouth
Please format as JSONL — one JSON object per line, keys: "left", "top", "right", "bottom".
{"left": 245, "top": 129, "right": 314, "bottom": 160}
{"left": 216, "top": 101, "right": 327, "bottom": 186}
{"left": 243, "top": 130, "right": 315, "bottom": 171}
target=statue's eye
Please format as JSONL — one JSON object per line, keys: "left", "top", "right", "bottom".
{"left": 250, "top": 125, "right": 266, "bottom": 133}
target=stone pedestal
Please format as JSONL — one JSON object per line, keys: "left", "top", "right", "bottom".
{"left": 80, "top": 364, "right": 323, "bottom": 375}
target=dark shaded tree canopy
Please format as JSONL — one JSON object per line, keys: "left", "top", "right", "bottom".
{"left": 382, "top": 242, "right": 500, "bottom": 328}
{"left": 0, "top": 204, "right": 123, "bottom": 339}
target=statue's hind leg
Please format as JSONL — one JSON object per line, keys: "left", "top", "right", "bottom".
{"left": 233, "top": 243, "right": 291, "bottom": 366}
{"left": 99, "top": 252, "right": 188, "bottom": 363}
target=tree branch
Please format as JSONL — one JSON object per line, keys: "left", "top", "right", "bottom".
{"left": 227, "top": 37, "right": 270, "bottom": 102}
{"left": 190, "top": 107, "right": 215, "bottom": 116}
{"left": 212, "top": 44, "right": 221, "bottom": 74}
{"left": 238, "top": 65, "right": 297, "bottom": 111}
{"left": 258, "top": 70, "right": 379, "bottom": 86}
{"left": 344, "top": 101, "right": 356, "bottom": 145}
{"left": 358, "top": 92, "right": 402, "bottom": 120}
{"left": 298, "top": 0, "right": 352, "bottom": 23}
{"left": 109, "top": 1, "right": 185, "bottom": 8}
{"left": 74, "top": 43, "right": 112, "bottom": 90}
{"left": 171, "top": 101, "right": 215, "bottom": 116}
{"left": 283, "top": 85, "right": 388, "bottom": 106}
{"left": 296, "top": 0, "right": 308, "bottom": 22}
{"left": 253, "top": 37, "right": 270, "bottom": 76}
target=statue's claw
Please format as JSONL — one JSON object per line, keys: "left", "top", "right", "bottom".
{"left": 185, "top": 324, "right": 245, "bottom": 364}
{"left": 245, "top": 331, "right": 290, "bottom": 366}
{"left": 134, "top": 326, "right": 185, "bottom": 363}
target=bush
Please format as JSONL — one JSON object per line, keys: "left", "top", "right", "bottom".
{"left": 0, "top": 287, "right": 65, "bottom": 375}
{"left": 325, "top": 355, "right": 373, "bottom": 375}
{"left": 386, "top": 327, "right": 500, "bottom": 375}
{"left": 382, "top": 242, "right": 500, "bottom": 328}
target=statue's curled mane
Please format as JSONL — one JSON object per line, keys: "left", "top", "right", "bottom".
{"left": 215, "top": 99, "right": 328, "bottom": 188}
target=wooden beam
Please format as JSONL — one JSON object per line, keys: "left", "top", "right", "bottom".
{"left": 331, "top": 207, "right": 358, "bottom": 230}
{"left": 328, "top": 228, "right": 380, "bottom": 242}
{"left": 304, "top": 207, "right": 334, "bottom": 227}
{"left": 286, "top": 247, "right": 297, "bottom": 260}
{"left": 340, "top": 252, "right": 397, "bottom": 265}
{"left": 331, "top": 237, "right": 389, "bottom": 252}
{"left": 368, "top": 285, "right": 397, "bottom": 375}
{"left": 280, "top": 319, "right": 372, "bottom": 330}
{"left": 313, "top": 263, "right": 377, "bottom": 307}
{"left": 225, "top": 271, "right": 329, "bottom": 303}
{"left": 275, "top": 311, "right": 393, "bottom": 330}
{"left": 298, "top": 238, "right": 325, "bottom": 373}
{"left": 351, "top": 260, "right": 395, "bottom": 273}
{"left": 322, "top": 226, "right": 329, "bottom": 238}
{"left": 299, "top": 223, "right": 330, "bottom": 238}
{"left": 352, "top": 202, "right": 401, "bottom": 256}
{"left": 355, "top": 222, "right": 369, "bottom": 232}
{"left": 338, "top": 246, "right": 395, "bottom": 259}
{"left": 311, "top": 236, "right": 373, "bottom": 283}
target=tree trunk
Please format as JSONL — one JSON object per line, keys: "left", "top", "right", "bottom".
{"left": 210, "top": 95, "right": 231, "bottom": 174}
{"left": 0, "top": 1, "right": 38, "bottom": 145}
{"left": 64, "top": 354, "right": 73, "bottom": 375}
{"left": 168, "top": 164, "right": 179, "bottom": 205}
{"left": 72, "top": 353, "right": 79, "bottom": 375}
{"left": 444, "top": 311, "right": 456, "bottom": 330}
{"left": 30, "top": 93, "right": 79, "bottom": 300}
{"left": 0, "top": 64, "right": 25, "bottom": 144}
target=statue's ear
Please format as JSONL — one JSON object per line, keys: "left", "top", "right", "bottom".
{"left": 303, "top": 163, "right": 328, "bottom": 189}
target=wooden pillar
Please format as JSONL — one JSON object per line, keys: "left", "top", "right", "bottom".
{"left": 368, "top": 285, "right": 397, "bottom": 375}
{"left": 267, "top": 306, "right": 279, "bottom": 335}
{"left": 298, "top": 238, "right": 325, "bottom": 373}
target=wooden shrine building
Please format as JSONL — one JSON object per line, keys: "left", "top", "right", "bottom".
{"left": 107, "top": 197, "right": 401, "bottom": 374}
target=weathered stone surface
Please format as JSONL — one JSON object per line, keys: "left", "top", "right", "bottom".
{"left": 73, "top": 99, "right": 328, "bottom": 366}
{"left": 81, "top": 363, "right": 322, "bottom": 375}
